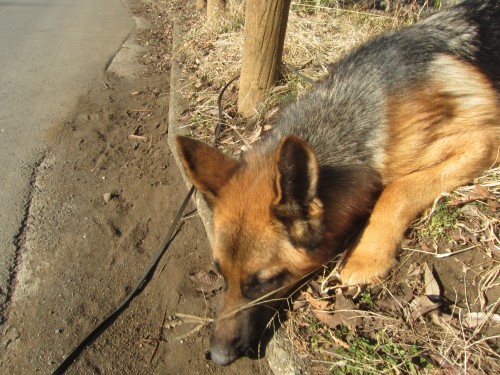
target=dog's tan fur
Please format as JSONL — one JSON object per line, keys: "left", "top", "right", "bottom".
{"left": 341, "top": 56, "right": 500, "bottom": 284}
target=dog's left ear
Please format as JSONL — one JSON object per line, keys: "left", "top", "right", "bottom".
{"left": 176, "top": 136, "right": 239, "bottom": 206}
{"left": 272, "top": 136, "right": 323, "bottom": 249}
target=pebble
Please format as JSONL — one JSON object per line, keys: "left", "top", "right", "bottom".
{"left": 103, "top": 193, "right": 112, "bottom": 202}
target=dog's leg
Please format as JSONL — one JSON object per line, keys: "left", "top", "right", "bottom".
{"left": 340, "top": 134, "right": 497, "bottom": 285}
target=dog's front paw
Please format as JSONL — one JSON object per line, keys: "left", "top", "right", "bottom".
{"left": 340, "top": 255, "right": 395, "bottom": 286}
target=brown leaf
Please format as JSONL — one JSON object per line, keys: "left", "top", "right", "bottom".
{"left": 309, "top": 280, "right": 322, "bottom": 296}
{"left": 293, "top": 293, "right": 307, "bottom": 310}
{"left": 305, "top": 293, "right": 361, "bottom": 328}
{"left": 474, "top": 184, "right": 493, "bottom": 199}
{"left": 407, "top": 295, "right": 440, "bottom": 321}
{"left": 188, "top": 269, "right": 223, "bottom": 292}
{"left": 450, "top": 229, "right": 463, "bottom": 242}
{"left": 334, "top": 294, "right": 356, "bottom": 310}
{"left": 421, "top": 243, "right": 433, "bottom": 253}
{"left": 487, "top": 199, "right": 498, "bottom": 210}
{"left": 303, "top": 291, "right": 331, "bottom": 310}
{"left": 333, "top": 295, "right": 362, "bottom": 327}
{"left": 407, "top": 264, "right": 422, "bottom": 278}
{"left": 376, "top": 296, "right": 404, "bottom": 313}
{"left": 293, "top": 299, "right": 307, "bottom": 311}
{"left": 449, "top": 186, "right": 494, "bottom": 206}
{"left": 448, "top": 193, "right": 482, "bottom": 206}
{"left": 313, "top": 310, "right": 344, "bottom": 328}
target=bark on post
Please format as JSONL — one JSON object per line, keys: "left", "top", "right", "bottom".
{"left": 238, "top": 0, "right": 291, "bottom": 117}
{"left": 207, "top": 0, "right": 226, "bottom": 20}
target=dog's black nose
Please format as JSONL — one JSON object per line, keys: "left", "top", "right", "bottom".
{"left": 210, "top": 337, "right": 243, "bottom": 366}
{"left": 209, "top": 349, "right": 237, "bottom": 366}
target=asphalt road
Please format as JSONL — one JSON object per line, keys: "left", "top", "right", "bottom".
{"left": 0, "top": 0, "right": 134, "bottom": 321}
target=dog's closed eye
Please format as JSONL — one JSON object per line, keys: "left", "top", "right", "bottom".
{"left": 242, "top": 271, "right": 288, "bottom": 300}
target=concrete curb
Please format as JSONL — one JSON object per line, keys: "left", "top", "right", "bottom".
{"left": 167, "top": 21, "right": 214, "bottom": 246}
{"left": 166, "top": 19, "right": 302, "bottom": 375}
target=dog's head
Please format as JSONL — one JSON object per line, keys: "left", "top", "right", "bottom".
{"left": 176, "top": 135, "right": 329, "bottom": 365}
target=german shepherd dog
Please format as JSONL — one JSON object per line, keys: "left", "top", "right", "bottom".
{"left": 176, "top": 0, "right": 499, "bottom": 366}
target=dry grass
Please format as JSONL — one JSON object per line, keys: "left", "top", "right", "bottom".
{"left": 173, "top": 0, "right": 499, "bottom": 373}
{"left": 175, "top": 0, "right": 420, "bottom": 155}
{"left": 292, "top": 168, "right": 499, "bottom": 373}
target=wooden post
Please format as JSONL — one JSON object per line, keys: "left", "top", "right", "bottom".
{"left": 207, "top": 0, "right": 226, "bottom": 20}
{"left": 238, "top": 0, "right": 291, "bottom": 117}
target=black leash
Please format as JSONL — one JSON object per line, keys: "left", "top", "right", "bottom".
{"left": 283, "top": 64, "right": 315, "bottom": 85}
{"left": 53, "top": 64, "right": 314, "bottom": 372}
{"left": 52, "top": 187, "right": 194, "bottom": 375}
{"left": 215, "top": 75, "right": 239, "bottom": 146}
{"left": 52, "top": 76, "right": 239, "bottom": 374}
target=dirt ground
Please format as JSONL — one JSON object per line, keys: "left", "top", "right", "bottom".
{"left": 0, "top": 1, "right": 271, "bottom": 374}
{"left": 2, "top": 0, "right": 498, "bottom": 374}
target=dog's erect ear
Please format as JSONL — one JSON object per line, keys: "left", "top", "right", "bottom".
{"left": 176, "top": 136, "right": 239, "bottom": 204}
{"left": 272, "top": 136, "right": 323, "bottom": 249}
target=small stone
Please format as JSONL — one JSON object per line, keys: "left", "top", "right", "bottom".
{"left": 55, "top": 329, "right": 63, "bottom": 334}
{"left": 103, "top": 193, "right": 112, "bottom": 202}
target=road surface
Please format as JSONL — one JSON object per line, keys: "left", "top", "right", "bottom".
{"left": 0, "top": 0, "right": 134, "bottom": 322}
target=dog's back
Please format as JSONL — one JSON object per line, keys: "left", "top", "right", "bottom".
{"left": 269, "top": 0, "right": 499, "bottom": 172}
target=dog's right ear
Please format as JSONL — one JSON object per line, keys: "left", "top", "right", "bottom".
{"left": 176, "top": 136, "right": 239, "bottom": 204}
{"left": 272, "top": 136, "right": 323, "bottom": 250}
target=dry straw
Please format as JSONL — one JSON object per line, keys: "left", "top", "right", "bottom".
{"left": 176, "top": 0, "right": 417, "bottom": 155}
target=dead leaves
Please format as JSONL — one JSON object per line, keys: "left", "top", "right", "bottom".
{"left": 406, "top": 263, "right": 441, "bottom": 322}
{"left": 448, "top": 184, "right": 497, "bottom": 209}
{"left": 299, "top": 290, "right": 363, "bottom": 331}
{"left": 188, "top": 269, "right": 223, "bottom": 293}
{"left": 407, "top": 296, "right": 440, "bottom": 322}
{"left": 299, "top": 260, "right": 498, "bottom": 350}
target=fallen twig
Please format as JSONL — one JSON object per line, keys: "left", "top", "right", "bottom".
{"left": 175, "top": 313, "right": 213, "bottom": 323}
{"left": 128, "top": 134, "right": 148, "bottom": 142}
{"left": 174, "top": 322, "right": 210, "bottom": 342}
{"left": 150, "top": 307, "right": 168, "bottom": 364}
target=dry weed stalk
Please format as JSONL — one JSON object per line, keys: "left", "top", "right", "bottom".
{"left": 175, "top": 0, "right": 414, "bottom": 155}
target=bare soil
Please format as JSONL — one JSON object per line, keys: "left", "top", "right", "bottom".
{"left": 2, "top": 1, "right": 498, "bottom": 374}
{"left": 0, "top": 1, "right": 270, "bottom": 374}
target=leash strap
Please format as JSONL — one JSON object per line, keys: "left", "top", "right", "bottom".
{"left": 52, "top": 186, "right": 195, "bottom": 375}
{"left": 53, "top": 74, "right": 243, "bottom": 374}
